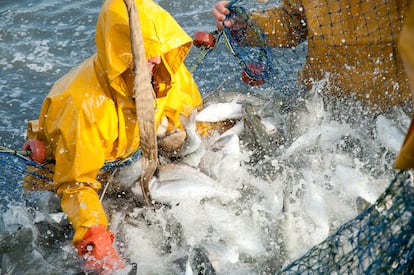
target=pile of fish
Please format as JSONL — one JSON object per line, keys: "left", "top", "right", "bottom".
{"left": 108, "top": 89, "right": 408, "bottom": 273}
{"left": 1, "top": 88, "right": 410, "bottom": 274}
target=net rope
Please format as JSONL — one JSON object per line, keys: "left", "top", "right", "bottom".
{"left": 1, "top": 0, "right": 413, "bottom": 272}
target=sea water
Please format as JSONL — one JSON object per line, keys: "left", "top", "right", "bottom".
{"left": 0, "top": 0, "right": 410, "bottom": 274}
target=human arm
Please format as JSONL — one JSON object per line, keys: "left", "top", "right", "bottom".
{"left": 212, "top": 0, "right": 307, "bottom": 48}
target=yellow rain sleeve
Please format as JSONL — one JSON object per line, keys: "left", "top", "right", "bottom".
{"left": 60, "top": 185, "right": 108, "bottom": 244}
{"left": 39, "top": 58, "right": 121, "bottom": 244}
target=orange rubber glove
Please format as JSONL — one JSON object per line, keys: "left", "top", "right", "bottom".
{"left": 76, "top": 225, "right": 125, "bottom": 274}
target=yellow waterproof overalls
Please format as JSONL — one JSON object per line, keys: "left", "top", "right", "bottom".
{"left": 27, "top": 0, "right": 202, "bottom": 244}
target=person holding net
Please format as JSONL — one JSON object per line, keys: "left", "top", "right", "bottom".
{"left": 212, "top": 0, "right": 412, "bottom": 111}
{"left": 26, "top": 0, "right": 202, "bottom": 273}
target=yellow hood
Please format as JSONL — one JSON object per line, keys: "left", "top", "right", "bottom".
{"left": 95, "top": 0, "right": 192, "bottom": 93}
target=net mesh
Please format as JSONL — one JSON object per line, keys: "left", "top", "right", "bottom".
{"left": 190, "top": 0, "right": 308, "bottom": 97}
{"left": 222, "top": 0, "right": 274, "bottom": 83}
{"left": 1, "top": 0, "right": 413, "bottom": 272}
{"left": 190, "top": 0, "right": 411, "bottom": 110}
{"left": 0, "top": 150, "right": 140, "bottom": 209}
{"left": 1, "top": 152, "right": 414, "bottom": 273}
{"left": 0, "top": 154, "right": 27, "bottom": 209}
{"left": 281, "top": 170, "right": 414, "bottom": 274}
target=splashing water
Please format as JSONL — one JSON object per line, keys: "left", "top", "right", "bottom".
{"left": 0, "top": 0, "right": 410, "bottom": 273}
{"left": 104, "top": 87, "right": 408, "bottom": 274}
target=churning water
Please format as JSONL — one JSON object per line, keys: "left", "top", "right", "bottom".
{"left": 0, "top": 0, "right": 410, "bottom": 274}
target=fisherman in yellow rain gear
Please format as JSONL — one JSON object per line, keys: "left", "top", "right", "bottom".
{"left": 395, "top": 1, "right": 414, "bottom": 169}
{"left": 26, "top": 0, "right": 202, "bottom": 273}
{"left": 212, "top": 0, "right": 412, "bottom": 111}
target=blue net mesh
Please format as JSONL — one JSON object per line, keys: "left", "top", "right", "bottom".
{"left": 222, "top": 1, "right": 273, "bottom": 83}
{"left": 190, "top": 0, "right": 308, "bottom": 98}
{"left": 0, "top": 149, "right": 141, "bottom": 210}
{"left": 281, "top": 170, "right": 414, "bottom": 274}
{"left": 1, "top": 0, "right": 413, "bottom": 272}
{"left": 189, "top": 0, "right": 411, "bottom": 107}
{"left": 1, "top": 150, "right": 413, "bottom": 273}
{"left": 0, "top": 153, "right": 27, "bottom": 209}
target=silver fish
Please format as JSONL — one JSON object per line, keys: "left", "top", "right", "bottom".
{"left": 283, "top": 121, "right": 356, "bottom": 158}
{"left": 202, "top": 90, "right": 268, "bottom": 108}
{"left": 196, "top": 102, "right": 243, "bottom": 123}
{"left": 144, "top": 163, "right": 240, "bottom": 204}
{"left": 115, "top": 161, "right": 241, "bottom": 205}
{"left": 179, "top": 110, "right": 202, "bottom": 157}
{"left": 198, "top": 133, "right": 242, "bottom": 181}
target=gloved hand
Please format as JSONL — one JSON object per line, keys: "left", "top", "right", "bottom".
{"left": 158, "top": 128, "right": 187, "bottom": 157}
{"left": 76, "top": 225, "right": 125, "bottom": 274}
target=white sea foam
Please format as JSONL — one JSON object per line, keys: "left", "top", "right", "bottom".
{"left": 0, "top": 0, "right": 408, "bottom": 273}
{"left": 114, "top": 89, "right": 404, "bottom": 273}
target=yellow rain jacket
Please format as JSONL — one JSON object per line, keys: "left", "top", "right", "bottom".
{"left": 31, "top": 0, "right": 202, "bottom": 243}
{"left": 249, "top": 0, "right": 411, "bottom": 110}
{"left": 395, "top": 1, "right": 414, "bottom": 169}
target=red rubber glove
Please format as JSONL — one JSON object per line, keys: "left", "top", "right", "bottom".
{"left": 76, "top": 225, "right": 125, "bottom": 274}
